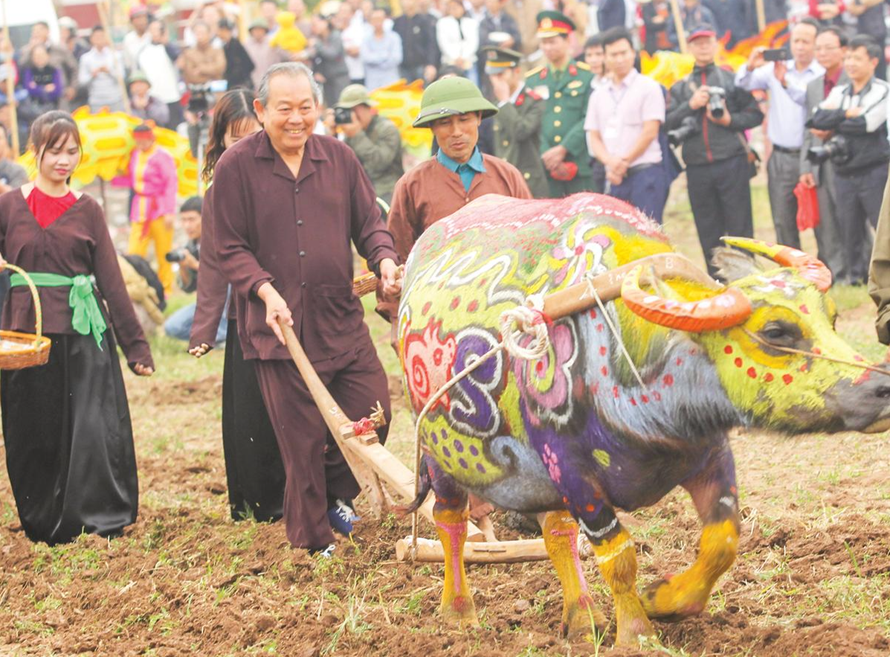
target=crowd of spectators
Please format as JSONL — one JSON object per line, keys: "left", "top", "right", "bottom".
{"left": 0, "top": 0, "right": 888, "bottom": 290}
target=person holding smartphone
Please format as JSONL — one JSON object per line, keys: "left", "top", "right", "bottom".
{"left": 735, "top": 18, "right": 823, "bottom": 252}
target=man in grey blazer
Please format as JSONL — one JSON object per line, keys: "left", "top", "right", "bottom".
{"left": 800, "top": 26, "right": 847, "bottom": 281}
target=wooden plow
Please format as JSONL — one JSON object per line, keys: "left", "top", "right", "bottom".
{"left": 286, "top": 258, "right": 714, "bottom": 563}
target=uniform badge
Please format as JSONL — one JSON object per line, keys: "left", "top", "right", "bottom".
{"left": 567, "top": 80, "right": 583, "bottom": 89}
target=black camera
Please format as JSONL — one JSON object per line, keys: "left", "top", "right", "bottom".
{"left": 334, "top": 106, "right": 354, "bottom": 125}
{"left": 762, "top": 48, "right": 789, "bottom": 62}
{"left": 707, "top": 86, "right": 727, "bottom": 119}
{"left": 165, "top": 249, "right": 187, "bottom": 263}
{"left": 187, "top": 84, "right": 212, "bottom": 114}
{"left": 806, "top": 135, "right": 850, "bottom": 166}
{"left": 667, "top": 116, "right": 699, "bottom": 146}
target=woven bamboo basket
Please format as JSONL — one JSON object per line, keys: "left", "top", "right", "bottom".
{"left": 353, "top": 272, "right": 378, "bottom": 298}
{"left": 0, "top": 264, "right": 51, "bottom": 369}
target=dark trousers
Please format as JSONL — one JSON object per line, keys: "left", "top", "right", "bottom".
{"left": 2, "top": 332, "right": 138, "bottom": 545}
{"left": 834, "top": 162, "right": 889, "bottom": 284}
{"left": 253, "top": 339, "right": 391, "bottom": 550}
{"left": 811, "top": 161, "right": 846, "bottom": 282}
{"left": 609, "top": 163, "right": 669, "bottom": 224}
{"left": 590, "top": 158, "right": 606, "bottom": 194}
{"left": 767, "top": 148, "right": 802, "bottom": 249}
{"left": 222, "top": 318, "right": 285, "bottom": 522}
{"left": 687, "top": 154, "right": 754, "bottom": 278}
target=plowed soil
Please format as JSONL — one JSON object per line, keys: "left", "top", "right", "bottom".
{"left": 2, "top": 245, "right": 890, "bottom": 654}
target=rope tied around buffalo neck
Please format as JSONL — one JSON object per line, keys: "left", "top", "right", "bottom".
{"left": 409, "top": 299, "right": 550, "bottom": 558}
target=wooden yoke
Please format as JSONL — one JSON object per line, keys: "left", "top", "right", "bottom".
{"left": 541, "top": 253, "right": 719, "bottom": 322}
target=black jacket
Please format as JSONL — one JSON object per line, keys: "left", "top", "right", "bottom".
{"left": 809, "top": 77, "right": 890, "bottom": 176}
{"left": 223, "top": 38, "right": 255, "bottom": 90}
{"left": 666, "top": 63, "right": 764, "bottom": 166}
{"left": 393, "top": 13, "right": 440, "bottom": 70}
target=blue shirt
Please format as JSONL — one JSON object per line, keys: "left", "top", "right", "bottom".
{"left": 735, "top": 59, "right": 824, "bottom": 149}
{"left": 437, "top": 146, "right": 486, "bottom": 192}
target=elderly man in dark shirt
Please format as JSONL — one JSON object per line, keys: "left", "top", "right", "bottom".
{"left": 213, "top": 62, "right": 402, "bottom": 555}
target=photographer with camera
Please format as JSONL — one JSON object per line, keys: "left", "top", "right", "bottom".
{"left": 799, "top": 26, "right": 848, "bottom": 282}
{"left": 809, "top": 35, "right": 890, "bottom": 285}
{"left": 666, "top": 25, "right": 764, "bottom": 278}
{"left": 181, "top": 21, "right": 226, "bottom": 156}
{"left": 333, "top": 84, "right": 404, "bottom": 204}
{"left": 164, "top": 196, "right": 228, "bottom": 343}
{"left": 735, "top": 18, "right": 823, "bottom": 252}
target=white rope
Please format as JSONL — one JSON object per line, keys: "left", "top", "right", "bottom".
{"left": 580, "top": 272, "right": 647, "bottom": 390}
{"left": 409, "top": 299, "right": 551, "bottom": 559}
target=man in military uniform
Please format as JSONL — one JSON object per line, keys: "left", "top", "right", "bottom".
{"left": 482, "top": 45, "right": 549, "bottom": 198}
{"left": 528, "top": 10, "right": 594, "bottom": 197}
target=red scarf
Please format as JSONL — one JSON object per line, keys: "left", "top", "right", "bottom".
{"left": 27, "top": 186, "right": 77, "bottom": 229}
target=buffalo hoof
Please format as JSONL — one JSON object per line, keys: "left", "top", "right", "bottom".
{"left": 441, "top": 595, "right": 479, "bottom": 627}
{"left": 640, "top": 575, "right": 707, "bottom": 620}
{"left": 614, "top": 593, "right": 656, "bottom": 647}
{"left": 561, "top": 594, "right": 608, "bottom": 641}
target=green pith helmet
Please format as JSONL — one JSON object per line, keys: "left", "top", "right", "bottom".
{"left": 336, "top": 84, "right": 378, "bottom": 109}
{"left": 412, "top": 77, "right": 498, "bottom": 128}
{"left": 127, "top": 71, "right": 151, "bottom": 87}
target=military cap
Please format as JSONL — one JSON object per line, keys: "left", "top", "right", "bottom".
{"left": 480, "top": 46, "right": 523, "bottom": 76}
{"left": 536, "top": 10, "right": 575, "bottom": 39}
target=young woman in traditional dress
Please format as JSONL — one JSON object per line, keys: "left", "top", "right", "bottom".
{"left": 0, "top": 111, "right": 154, "bottom": 545}
{"left": 187, "top": 89, "right": 286, "bottom": 523}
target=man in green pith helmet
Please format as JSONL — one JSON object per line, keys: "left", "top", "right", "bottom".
{"left": 529, "top": 10, "right": 594, "bottom": 197}
{"left": 482, "top": 45, "right": 549, "bottom": 199}
{"left": 386, "top": 75, "right": 532, "bottom": 263}
{"left": 384, "top": 75, "right": 531, "bottom": 533}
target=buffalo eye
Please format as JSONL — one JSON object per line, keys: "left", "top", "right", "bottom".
{"left": 759, "top": 321, "right": 802, "bottom": 348}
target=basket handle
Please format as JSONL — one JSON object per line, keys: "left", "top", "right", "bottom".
{"left": 3, "top": 263, "right": 42, "bottom": 340}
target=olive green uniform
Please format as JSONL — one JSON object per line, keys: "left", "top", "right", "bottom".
{"left": 528, "top": 60, "right": 594, "bottom": 197}
{"left": 493, "top": 87, "right": 549, "bottom": 199}
{"left": 869, "top": 174, "right": 890, "bottom": 343}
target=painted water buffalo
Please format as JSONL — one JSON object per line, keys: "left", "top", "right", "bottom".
{"left": 397, "top": 193, "right": 890, "bottom": 646}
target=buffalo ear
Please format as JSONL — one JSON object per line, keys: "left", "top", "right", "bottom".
{"left": 711, "top": 247, "right": 762, "bottom": 283}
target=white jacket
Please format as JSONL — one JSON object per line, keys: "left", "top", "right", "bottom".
{"left": 436, "top": 16, "right": 479, "bottom": 69}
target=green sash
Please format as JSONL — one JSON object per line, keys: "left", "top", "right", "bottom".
{"left": 9, "top": 272, "right": 107, "bottom": 350}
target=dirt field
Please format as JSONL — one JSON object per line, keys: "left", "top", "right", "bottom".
{"left": 1, "top": 187, "right": 889, "bottom": 656}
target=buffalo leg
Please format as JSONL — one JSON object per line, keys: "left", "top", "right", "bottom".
{"left": 585, "top": 507, "right": 656, "bottom": 646}
{"left": 429, "top": 462, "right": 478, "bottom": 626}
{"left": 531, "top": 438, "right": 653, "bottom": 645}
{"left": 540, "top": 510, "right": 607, "bottom": 639}
{"left": 641, "top": 446, "right": 740, "bottom": 619}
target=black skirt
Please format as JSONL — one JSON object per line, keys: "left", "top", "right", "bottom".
{"left": 1, "top": 332, "right": 138, "bottom": 545}
{"left": 221, "top": 318, "right": 285, "bottom": 522}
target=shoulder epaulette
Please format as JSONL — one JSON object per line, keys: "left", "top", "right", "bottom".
{"left": 575, "top": 61, "right": 591, "bottom": 71}
{"left": 525, "top": 66, "right": 545, "bottom": 78}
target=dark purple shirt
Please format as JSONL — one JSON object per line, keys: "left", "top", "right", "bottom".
{"left": 0, "top": 189, "right": 153, "bottom": 370}
{"left": 212, "top": 130, "right": 399, "bottom": 361}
